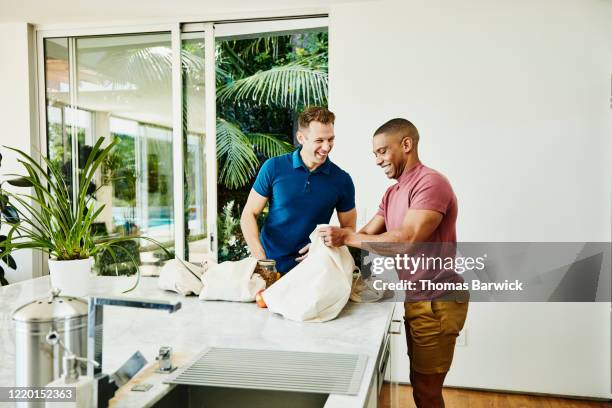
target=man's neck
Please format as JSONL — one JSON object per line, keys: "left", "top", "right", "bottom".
{"left": 395, "top": 155, "right": 421, "bottom": 179}
{"left": 300, "top": 149, "right": 324, "bottom": 171}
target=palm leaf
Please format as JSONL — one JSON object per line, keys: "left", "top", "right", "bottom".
{"left": 217, "top": 56, "right": 328, "bottom": 109}
{"left": 238, "top": 36, "right": 280, "bottom": 59}
{"left": 216, "top": 119, "right": 259, "bottom": 189}
{"left": 246, "top": 133, "right": 294, "bottom": 158}
{"left": 93, "top": 47, "right": 207, "bottom": 89}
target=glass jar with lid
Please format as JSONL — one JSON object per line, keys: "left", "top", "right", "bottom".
{"left": 254, "top": 259, "right": 279, "bottom": 288}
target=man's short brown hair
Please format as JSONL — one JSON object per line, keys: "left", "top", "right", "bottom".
{"left": 374, "top": 118, "right": 420, "bottom": 144}
{"left": 298, "top": 106, "right": 335, "bottom": 130}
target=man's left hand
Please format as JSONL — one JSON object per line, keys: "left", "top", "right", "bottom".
{"left": 318, "top": 226, "right": 350, "bottom": 247}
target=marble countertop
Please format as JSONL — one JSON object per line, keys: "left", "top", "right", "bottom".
{"left": 0, "top": 276, "right": 395, "bottom": 408}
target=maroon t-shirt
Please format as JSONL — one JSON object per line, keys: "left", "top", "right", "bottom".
{"left": 376, "top": 162, "right": 462, "bottom": 299}
{"left": 377, "top": 162, "right": 457, "bottom": 241}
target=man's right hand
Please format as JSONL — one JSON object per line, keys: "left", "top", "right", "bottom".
{"left": 295, "top": 243, "right": 311, "bottom": 262}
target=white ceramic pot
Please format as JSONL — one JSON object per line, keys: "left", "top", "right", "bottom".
{"left": 48, "top": 257, "right": 93, "bottom": 297}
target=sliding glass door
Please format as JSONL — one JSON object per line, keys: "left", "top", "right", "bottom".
{"left": 40, "top": 18, "right": 327, "bottom": 271}
{"left": 43, "top": 33, "right": 178, "bottom": 274}
{"left": 212, "top": 22, "right": 328, "bottom": 262}
{"left": 79, "top": 34, "right": 176, "bottom": 275}
{"left": 42, "top": 28, "right": 215, "bottom": 273}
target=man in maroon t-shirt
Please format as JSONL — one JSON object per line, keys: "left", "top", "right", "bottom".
{"left": 319, "top": 118, "right": 468, "bottom": 408}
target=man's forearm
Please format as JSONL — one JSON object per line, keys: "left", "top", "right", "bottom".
{"left": 344, "top": 229, "right": 408, "bottom": 249}
{"left": 340, "top": 226, "right": 434, "bottom": 260}
{"left": 240, "top": 214, "right": 266, "bottom": 259}
{"left": 338, "top": 215, "right": 357, "bottom": 232}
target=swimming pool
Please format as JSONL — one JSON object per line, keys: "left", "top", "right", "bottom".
{"left": 113, "top": 206, "right": 174, "bottom": 228}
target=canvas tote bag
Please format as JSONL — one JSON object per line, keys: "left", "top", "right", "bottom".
{"left": 199, "top": 257, "right": 266, "bottom": 302}
{"left": 262, "top": 226, "right": 355, "bottom": 322}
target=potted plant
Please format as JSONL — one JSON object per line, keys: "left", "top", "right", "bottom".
{"left": 0, "top": 137, "right": 166, "bottom": 295}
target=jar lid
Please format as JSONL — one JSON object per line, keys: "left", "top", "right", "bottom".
{"left": 11, "top": 289, "right": 88, "bottom": 323}
{"left": 257, "top": 259, "right": 276, "bottom": 266}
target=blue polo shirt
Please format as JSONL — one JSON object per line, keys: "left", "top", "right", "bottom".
{"left": 252, "top": 149, "right": 355, "bottom": 273}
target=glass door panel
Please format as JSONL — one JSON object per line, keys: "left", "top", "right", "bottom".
{"left": 213, "top": 28, "right": 328, "bottom": 261}
{"left": 44, "top": 37, "right": 73, "bottom": 186}
{"left": 182, "top": 35, "right": 208, "bottom": 263}
{"left": 74, "top": 33, "right": 174, "bottom": 275}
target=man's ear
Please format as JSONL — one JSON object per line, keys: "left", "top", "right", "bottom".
{"left": 402, "top": 136, "right": 413, "bottom": 153}
{"left": 296, "top": 129, "right": 305, "bottom": 145}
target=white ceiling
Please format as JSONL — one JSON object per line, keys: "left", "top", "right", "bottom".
{"left": 0, "top": 0, "right": 369, "bottom": 25}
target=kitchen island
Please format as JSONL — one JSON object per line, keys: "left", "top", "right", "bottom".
{"left": 0, "top": 276, "right": 396, "bottom": 408}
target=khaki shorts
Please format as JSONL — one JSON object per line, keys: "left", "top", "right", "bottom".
{"left": 404, "top": 291, "right": 469, "bottom": 374}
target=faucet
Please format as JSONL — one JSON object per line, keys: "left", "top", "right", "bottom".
{"left": 87, "top": 296, "right": 181, "bottom": 408}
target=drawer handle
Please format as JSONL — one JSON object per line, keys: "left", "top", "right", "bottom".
{"left": 389, "top": 319, "right": 402, "bottom": 335}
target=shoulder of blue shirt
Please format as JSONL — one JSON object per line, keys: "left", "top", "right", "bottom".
{"left": 260, "top": 151, "right": 353, "bottom": 181}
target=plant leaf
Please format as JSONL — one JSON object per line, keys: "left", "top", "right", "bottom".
{"left": 6, "top": 177, "right": 34, "bottom": 187}
{"left": 0, "top": 265, "right": 8, "bottom": 286}
{"left": 247, "top": 133, "right": 294, "bottom": 158}
{"left": 1, "top": 205, "right": 19, "bottom": 224}
{"left": 216, "top": 119, "right": 259, "bottom": 189}
{"left": 217, "top": 56, "right": 328, "bottom": 109}
{"left": 1, "top": 254, "right": 16, "bottom": 269}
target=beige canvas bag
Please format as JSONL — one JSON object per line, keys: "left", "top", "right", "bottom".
{"left": 262, "top": 226, "right": 355, "bottom": 322}
{"left": 158, "top": 258, "right": 210, "bottom": 296}
{"left": 199, "top": 257, "right": 266, "bottom": 302}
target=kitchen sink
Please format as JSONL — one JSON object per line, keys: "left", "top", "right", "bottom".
{"left": 153, "top": 347, "right": 366, "bottom": 408}
{"left": 152, "top": 384, "right": 328, "bottom": 408}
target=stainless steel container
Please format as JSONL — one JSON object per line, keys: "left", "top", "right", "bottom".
{"left": 11, "top": 289, "right": 88, "bottom": 388}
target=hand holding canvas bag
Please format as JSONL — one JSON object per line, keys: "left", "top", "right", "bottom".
{"left": 262, "top": 226, "right": 355, "bottom": 322}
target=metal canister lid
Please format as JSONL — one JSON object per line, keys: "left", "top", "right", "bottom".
{"left": 11, "top": 289, "right": 88, "bottom": 323}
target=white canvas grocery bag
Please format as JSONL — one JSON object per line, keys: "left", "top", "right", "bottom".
{"left": 199, "top": 257, "right": 266, "bottom": 302}
{"left": 158, "top": 259, "right": 206, "bottom": 296}
{"left": 262, "top": 226, "right": 355, "bottom": 322}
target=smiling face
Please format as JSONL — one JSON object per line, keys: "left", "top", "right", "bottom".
{"left": 372, "top": 132, "right": 413, "bottom": 179}
{"left": 297, "top": 121, "right": 335, "bottom": 168}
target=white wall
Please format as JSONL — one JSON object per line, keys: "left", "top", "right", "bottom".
{"left": 0, "top": 23, "right": 40, "bottom": 283}
{"left": 330, "top": 0, "right": 612, "bottom": 398}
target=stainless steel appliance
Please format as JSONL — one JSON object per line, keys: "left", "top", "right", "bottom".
{"left": 11, "top": 289, "right": 88, "bottom": 407}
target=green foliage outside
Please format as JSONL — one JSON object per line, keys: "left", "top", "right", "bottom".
{"left": 217, "top": 200, "right": 251, "bottom": 262}
{"left": 214, "top": 31, "right": 329, "bottom": 261}
{"left": 102, "top": 134, "right": 137, "bottom": 208}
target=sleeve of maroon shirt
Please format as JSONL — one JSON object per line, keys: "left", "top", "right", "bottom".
{"left": 409, "top": 174, "right": 454, "bottom": 215}
{"left": 376, "top": 188, "right": 391, "bottom": 217}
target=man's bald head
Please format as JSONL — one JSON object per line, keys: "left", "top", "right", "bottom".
{"left": 373, "top": 118, "right": 419, "bottom": 145}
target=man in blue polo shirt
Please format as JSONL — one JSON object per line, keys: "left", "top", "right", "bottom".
{"left": 240, "top": 106, "right": 356, "bottom": 274}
